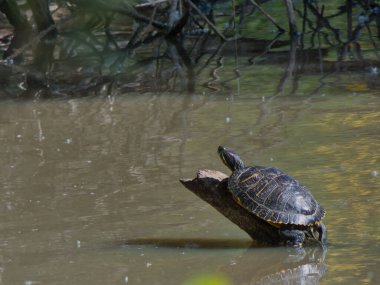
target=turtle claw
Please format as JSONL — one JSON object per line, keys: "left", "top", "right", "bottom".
{"left": 280, "top": 229, "right": 305, "bottom": 247}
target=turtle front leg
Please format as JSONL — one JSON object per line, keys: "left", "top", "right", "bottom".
{"left": 279, "top": 229, "right": 305, "bottom": 247}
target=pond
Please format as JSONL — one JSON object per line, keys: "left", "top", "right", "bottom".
{"left": 0, "top": 78, "right": 379, "bottom": 284}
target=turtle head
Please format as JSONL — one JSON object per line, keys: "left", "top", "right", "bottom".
{"left": 311, "top": 222, "right": 327, "bottom": 245}
{"left": 217, "top": 146, "right": 245, "bottom": 172}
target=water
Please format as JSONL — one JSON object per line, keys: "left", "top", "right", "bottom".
{"left": 0, "top": 90, "right": 379, "bottom": 284}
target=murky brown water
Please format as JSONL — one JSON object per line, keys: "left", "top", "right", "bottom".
{"left": 0, "top": 88, "right": 379, "bottom": 284}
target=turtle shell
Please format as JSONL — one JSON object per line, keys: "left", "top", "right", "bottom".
{"left": 228, "top": 166, "right": 325, "bottom": 226}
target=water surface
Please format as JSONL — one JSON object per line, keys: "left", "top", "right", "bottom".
{"left": 0, "top": 89, "right": 379, "bottom": 284}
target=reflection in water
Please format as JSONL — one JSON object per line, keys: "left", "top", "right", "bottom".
{"left": 228, "top": 247, "right": 327, "bottom": 285}
{"left": 2, "top": 1, "right": 380, "bottom": 98}
{"left": 120, "top": 238, "right": 327, "bottom": 285}
{"left": 256, "top": 263, "right": 326, "bottom": 285}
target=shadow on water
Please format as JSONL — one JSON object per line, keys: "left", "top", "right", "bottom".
{"left": 117, "top": 237, "right": 254, "bottom": 249}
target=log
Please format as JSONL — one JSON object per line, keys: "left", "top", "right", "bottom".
{"left": 180, "top": 169, "right": 283, "bottom": 244}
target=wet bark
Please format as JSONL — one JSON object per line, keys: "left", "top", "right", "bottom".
{"left": 180, "top": 169, "right": 283, "bottom": 244}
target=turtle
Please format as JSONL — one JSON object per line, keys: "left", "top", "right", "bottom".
{"left": 217, "top": 146, "right": 327, "bottom": 247}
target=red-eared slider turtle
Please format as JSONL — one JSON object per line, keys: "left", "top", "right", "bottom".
{"left": 218, "top": 146, "right": 327, "bottom": 247}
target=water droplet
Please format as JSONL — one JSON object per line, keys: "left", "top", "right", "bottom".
{"left": 24, "top": 281, "right": 38, "bottom": 285}
{"left": 270, "top": 157, "right": 274, "bottom": 162}
{"left": 16, "top": 134, "right": 22, "bottom": 138}
{"left": 226, "top": 117, "right": 231, "bottom": 123}
{"left": 65, "top": 138, "right": 73, "bottom": 144}
{"left": 76, "top": 240, "right": 81, "bottom": 248}
{"left": 6, "top": 202, "right": 13, "bottom": 210}
{"left": 124, "top": 276, "right": 129, "bottom": 283}
{"left": 146, "top": 262, "right": 152, "bottom": 268}
{"left": 371, "top": 170, "right": 378, "bottom": 177}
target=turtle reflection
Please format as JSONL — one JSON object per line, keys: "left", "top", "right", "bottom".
{"left": 227, "top": 246, "right": 327, "bottom": 285}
